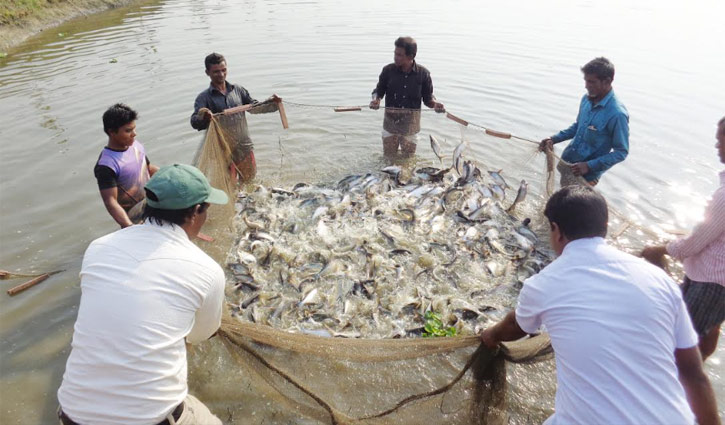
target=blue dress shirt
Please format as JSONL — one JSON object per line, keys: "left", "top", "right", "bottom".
{"left": 552, "top": 90, "right": 629, "bottom": 182}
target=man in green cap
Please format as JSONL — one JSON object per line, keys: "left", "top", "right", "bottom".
{"left": 58, "top": 164, "right": 227, "bottom": 425}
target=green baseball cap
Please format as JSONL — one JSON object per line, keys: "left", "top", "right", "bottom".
{"left": 145, "top": 164, "right": 228, "bottom": 209}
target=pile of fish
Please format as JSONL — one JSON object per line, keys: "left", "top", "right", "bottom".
{"left": 226, "top": 137, "right": 553, "bottom": 338}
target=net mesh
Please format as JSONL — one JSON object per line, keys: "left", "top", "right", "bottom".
{"left": 188, "top": 104, "right": 652, "bottom": 424}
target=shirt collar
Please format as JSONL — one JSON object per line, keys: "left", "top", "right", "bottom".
{"left": 591, "top": 90, "right": 615, "bottom": 108}
{"left": 562, "top": 236, "right": 606, "bottom": 255}
{"left": 140, "top": 220, "right": 191, "bottom": 242}
{"left": 397, "top": 61, "right": 419, "bottom": 74}
{"left": 207, "top": 81, "right": 234, "bottom": 95}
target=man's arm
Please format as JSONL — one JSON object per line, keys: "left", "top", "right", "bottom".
{"left": 148, "top": 163, "right": 159, "bottom": 176}
{"left": 540, "top": 121, "right": 579, "bottom": 152}
{"left": 586, "top": 112, "right": 629, "bottom": 173}
{"left": 675, "top": 346, "right": 721, "bottom": 425}
{"left": 370, "top": 67, "right": 387, "bottom": 110}
{"left": 99, "top": 187, "right": 134, "bottom": 228}
{"left": 186, "top": 267, "right": 225, "bottom": 344}
{"left": 190, "top": 92, "right": 211, "bottom": 131}
{"left": 248, "top": 93, "right": 281, "bottom": 115}
{"left": 422, "top": 71, "right": 445, "bottom": 113}
{"left": 667, "top": 194, "right": 725, "bottom": 260}
{"left": 479, "top": 311, "right": 528, "bottom": 349}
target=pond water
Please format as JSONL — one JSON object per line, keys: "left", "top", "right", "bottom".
{"left": 0, "top": 0, "right": 723, "bottom": 423}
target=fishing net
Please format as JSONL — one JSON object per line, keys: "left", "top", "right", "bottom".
{"left": 187, "top": 104, "right": 645, "bottom": 424}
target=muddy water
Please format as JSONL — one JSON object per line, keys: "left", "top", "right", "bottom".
{"left": 0, "top": 0, "right": 723, "bottom": 423}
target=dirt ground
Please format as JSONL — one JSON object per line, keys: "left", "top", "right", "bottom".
{"left": 0, "top": 0, "right": 144, "bottom": 53}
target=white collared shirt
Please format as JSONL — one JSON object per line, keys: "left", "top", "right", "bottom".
{"left": 516, "top": 237, "right": 697, "bottom": 425}
{"left": 58, "top": 221, "right": 225, "bottom": 425}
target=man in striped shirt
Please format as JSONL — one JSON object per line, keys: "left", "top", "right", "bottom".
{"left": 643, "top": 116, "right": 725, "bottom": 360}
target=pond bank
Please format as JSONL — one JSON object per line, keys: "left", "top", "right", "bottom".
{"left": 0, "top": 0, "right": 146, "bottom": 53}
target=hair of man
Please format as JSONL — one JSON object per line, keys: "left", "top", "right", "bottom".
{"left": 142, "top": 189, "right": 210, "bottom": 226}
{"left": 719, "top": 116, "right": 725, "bottom": 126}
{"left": 581, "top": 57, "right": 615, "bottom": 81}
{"left": 544, "top": 185, "right": 609, "bottom": 240}
{"left": 394, "top": 36, "right": 417, "bottom": 59}
{"left": 102, "top": 103, "right": 138, "bottom": 135}
{"left": 204, "top": 52, "right": 226, "bottom": 70}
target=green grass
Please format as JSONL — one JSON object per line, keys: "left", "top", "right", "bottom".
{"left": 1, "top": 0, "right": 67, "bottom": 26}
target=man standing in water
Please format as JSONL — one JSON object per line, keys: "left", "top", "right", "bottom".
{"left": 370, "top": 36, "right": 445, "bottom": 157}
{"left": 480, "top": 185, "right": 720, "bottom": 425}
{"left": 191, "top": 52, "right": 279, "bottom": 181}
{"left": 95, "top": 103, "right": 159, "bottom": 228}
{"left": 642, "top": 116, "right": 725, "bottom": 361}
{"left": 539, "top": 57, "right": 629, "bottom": 186}
{"left": 58, "top": 164, "right": 228, "bottom": 425}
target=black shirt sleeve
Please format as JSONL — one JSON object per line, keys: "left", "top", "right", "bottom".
{"left": 94, "top": 164, "right": 118, "bottom": 190}
{"left": 373, "top": 66, "right": 389, "bottom": 99}
{"left": 240, "top": 87, "right": 256, "bottom": 105}
{"left": 421, "top": 68, "right": 434, "bottom": 105}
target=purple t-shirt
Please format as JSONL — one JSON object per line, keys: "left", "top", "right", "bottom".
{"left": 94, "top": 140, "right": 150, "bottom": 211}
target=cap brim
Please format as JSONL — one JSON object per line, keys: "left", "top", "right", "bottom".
{"left": 205, "top": 187, "right": 229, "bottom": 205}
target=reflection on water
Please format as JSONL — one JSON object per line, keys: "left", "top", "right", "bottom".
{"left": 1, "top": 0, "right": 724, "bottom": 423}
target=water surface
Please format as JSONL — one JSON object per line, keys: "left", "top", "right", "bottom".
{"left": 1, "top": 0, "right": 723, "bottom": 423}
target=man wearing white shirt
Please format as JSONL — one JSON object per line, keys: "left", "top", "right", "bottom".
{"left": 480, "top": 185, "right": 719, "bottom": 425}
{"left": 57, "top": 164, "right": 228, "bottom": 425}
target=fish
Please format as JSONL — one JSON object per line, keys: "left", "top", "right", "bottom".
{"left": 228, "top": 159, "right": 553, "bottom": 339}
{"left": 429, "top": 134, "right": 443, "bottom": 163}
{"left": 488, "top": 169, "right": 508, "bottom": 188}
{"left": 452, "top": 141, "right": 468, "bottom": 176}
{"left": 299, "top": 288, "right": 320, "bottom": 306}
{"left": 507, "top": 180, "right": 528, "bottom": 213}
{"left": 490, "top": 184, "right": 505, "bottom": 201}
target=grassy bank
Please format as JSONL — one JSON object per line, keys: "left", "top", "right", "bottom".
{"left": 0, "top": 0, "right": 143, "bottom": 52}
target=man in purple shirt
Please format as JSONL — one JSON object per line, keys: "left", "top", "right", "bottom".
{"left": 94, "top": 104, "right": 158, "bottom": 228}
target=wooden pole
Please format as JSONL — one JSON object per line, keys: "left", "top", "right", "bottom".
{"left": 278, "top": 101, "right": 289, "bottom": 129}
{"left": 334, "top": 107, "right": 362, "bottom": 112}
{"left": 7, "top": 274, "right": 50, "bottom": 296}
{"left": 446, "top": 112, "right": 468, "bottom": 127}
{"left": 485, "top": 128, "right": 512, "bottom": 139}
{"left": 222, "top": 104, "right": 254, "bottom": 115}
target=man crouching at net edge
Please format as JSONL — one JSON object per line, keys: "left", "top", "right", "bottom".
{"left": 57, "top": 165, "right": 227, "bottom": 425}
{"left": 479, "top": 185, "right": 720, "bottom": 425}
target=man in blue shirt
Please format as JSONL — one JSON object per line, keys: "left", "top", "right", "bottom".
{"left": 540, "top": 57, "right": 629, "bottom": 186}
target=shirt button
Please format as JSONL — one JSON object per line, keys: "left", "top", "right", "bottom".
{"left": 404, "top": 85, "right": 407, "bottom": 88}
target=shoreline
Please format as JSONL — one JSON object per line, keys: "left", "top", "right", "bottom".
{"left": 0, "top": 0, "right": 146, "bottom": 53}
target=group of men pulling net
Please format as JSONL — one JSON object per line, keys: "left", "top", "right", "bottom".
{"left": 190, "top": 102, "right": 568, "bottom": 424}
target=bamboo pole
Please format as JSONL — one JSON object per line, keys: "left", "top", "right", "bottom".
{"left": 7, "top": 274, "right": 50, "bottom": 296}
{"left": 446, "top": 112, "right": 468, "bottom": 126}
{"left": 278, "top": 101, "right": 289, "bottom": 129}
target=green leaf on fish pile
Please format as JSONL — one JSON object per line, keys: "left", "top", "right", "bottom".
{"left": 422, "top": 311, "right": 456, "bottom": 338}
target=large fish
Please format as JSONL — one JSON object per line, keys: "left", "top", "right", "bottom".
{"left": 429, "top": 134, "right": 443, "bottom": 163}
{"left": 507, "top": 180, "right": 528, "bottom": 213}
{"left": 488, "top": 169, "right": 508, "bottom": 188}
{"left": 452, "top": 141, "right": 468, "bottom": 176}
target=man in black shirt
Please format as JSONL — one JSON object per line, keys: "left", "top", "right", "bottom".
{"left": 370, "top": 37, "right": 445, "bottom": 156}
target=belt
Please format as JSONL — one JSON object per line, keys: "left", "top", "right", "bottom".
{"left": 59, "top": 402, "right": 184, "bottom": 425}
